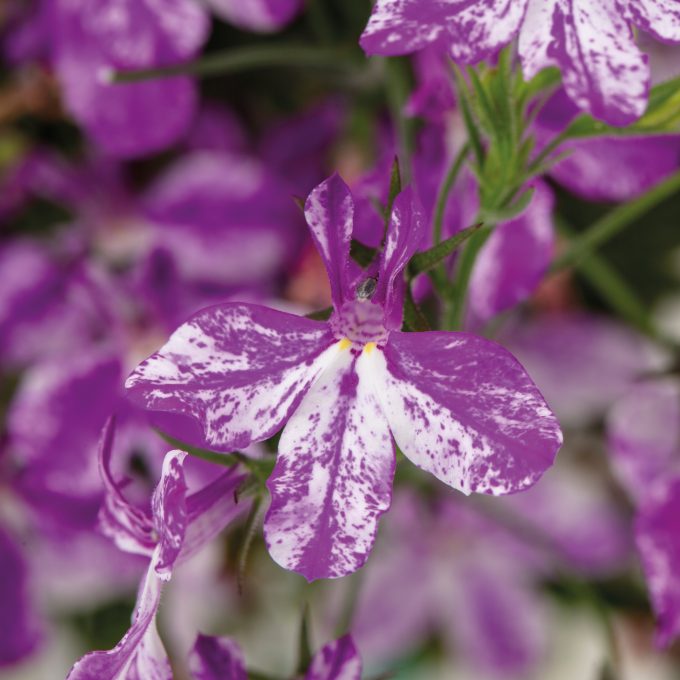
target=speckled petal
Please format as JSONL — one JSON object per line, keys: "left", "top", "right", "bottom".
{"left": 98, "top": 417, "right": 156, "bottom": 557}
{"left": 205, "top": 0, "right": 302, "bottom": 32}
{"left": 607, "top": 379, "right": 680, "bottom": 506}
{"left": 265, "top": 346, "right": 395, "bottom": 581}
{"left": 151, "top": 451, "right": 188, "bottom": 580}
{"left": 189, "top": 635, "right": 247, "bottom": 680}
{"left": 366, "top": 332, "right": 562, "bottom": 495}
{"left": 125, "top": 303, "right": 337, "bottom": 451}
{"left": 304, "top": 174, "right": 355, "bottom": 310}
{"left": 626, "top": 0, "right": 680, "bottom": 43}
{"left": 635, "top": 477, "right": 680, "bottom": 647}
{"left": 360, "top": 0, "right": 527, "bottom": 63}
{"left": 519, "top": 0, "right": 649, "bottom": 125}
{"left": 469, "top": 181, "right": 555, "bottom": 324}
{"left": 375, "top": 186, "right": 426, "bottom": 330}
{"left": 67, "top": 548, "right": 171, "bottom": 680}
{"left": 305, "top": 635, "right": 362, "bottom": 680}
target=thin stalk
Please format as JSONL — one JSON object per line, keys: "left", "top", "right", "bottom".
{"left": 111, "top": 45, "right": 356, "bottom": 83}
{"left": 552, "top": 169, "right": 680, "bottom": 272}
{"left": 237, "top": 497, "right": 264, "bottom": 594}
{"left": 385, "top": 58, "right": 414, "bottom": 181}
{"left": 446, "top": 225, "right": 492, "bottom": 330}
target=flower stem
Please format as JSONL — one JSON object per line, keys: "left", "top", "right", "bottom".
{"left": 432, "top": 143, "right": 470, "bottom": 247}
{"left": 111, "top": 44, "right": 358, "bottom": 83}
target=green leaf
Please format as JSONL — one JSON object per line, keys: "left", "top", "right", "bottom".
{"left": 112, "top": 44, "right": 359, "bottom": 82}
{"left": 154, "top": 429, "right": 238, "bottom": 468}
{"left": 451, "top": 65, "right": 485, "bottom": 168}
{"left": 305, "top": 306, "right": 333, "bottom": 321}
{"left": 297, "top": 606, "right": 313, "bottom": 675}
{"left": 409, "top": 222, "right": 483, "bottom": 277}
{"left": 562, "top": 75, "right": 680, "bottom": 138}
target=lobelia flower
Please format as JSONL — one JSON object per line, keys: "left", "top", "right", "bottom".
{"left": 359, "top": 0, "right": 680, "bottom": 126}
{"left": 126, "top": 173, "right": 563, "bottom": 581}
{"left": 68, "top": 419, "right": 247, "bottom": 679}
{"left": 188, "top": 632, "right": 361, "bottom": 680}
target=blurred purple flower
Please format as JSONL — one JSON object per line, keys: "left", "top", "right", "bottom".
{"left": 126, "top": 173, "right": 562, "bottom": 580}
{"left": 635, "top": 477, "right": 680, "bottom": 648}
{"left": 352, "top": 463, "right": 629, "bottom": 674}
{"left": 360, "top": 0, "right": 680, "bottom": 125}
{"left": 189, "top": 632, "right": 361, "bottom": 680}
{"left": 67, "top": 420, "right": 246, "bottom": 679}
{"left": 501, "top": 313, "right": 668, "bottom": 428}
{"left": 0, "top": 526, "right": 41, "bottom": 666}
{"left": 535, "top": 90, "right": 680, "bottom": 203}
{"left": 51, "top": 0, "right": 209, "bottom": 158}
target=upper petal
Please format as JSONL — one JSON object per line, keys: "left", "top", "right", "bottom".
{"left": 264, "top": 346, "right": 395, "bottom": 580}
{"left": 635, "top": 477, "right": 680, "bottom": 647}
{"left": 151, "top": 451, "right": 189, "bottom": 580}
{"left": 375, "top": 186, "right": 426, "bottom": 330}
{"left": 305, "top": 174, "right": 355, "bottom": 310}
{"left": 305, "top": 635, "right": 362, "bottom": 680}
{"left": 626, "top": 0, "right": 680, "bottom": 43}
{"left": 360, "top": 0, "right": 527, "bottom": 62}
{"left": 468, "top": 181, "right": 555, "bottom": 324}
{"left": 98, "top": 417, "right": 156, "bottom": 557}
{"left": 188, "top": 634, "right": 247, "bottom": 680}
{"left": 519, "top": 0, "right": 649, "bottom": 126}
{"left": 367, "top": 333, "right": 562, "bottom": 495}
{"left": 125, "top": 303, "right": 337, "bottom": 451}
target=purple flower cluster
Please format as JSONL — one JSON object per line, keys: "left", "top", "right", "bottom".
{"left": 2, "top": 0, "right": 680, "bottom": 678}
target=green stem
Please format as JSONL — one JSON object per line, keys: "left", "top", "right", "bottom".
{"left": 334, "top": 570, "right": 364, "bottom": 637}
{"left": 385, "top": 58, "right": 414, "bottom": 181}
{"left": 111, "top": 45, "right": 357, "bottom": 83}
{"left": 551, "top": 169, "right": 680, "bottom": 272}
{"left": 154, "top": 429, "right": 237, "bottom": 468}
{"left": 446, "top": 225, "right": 492, "bottom": 330}
{"left": 432, "top": 143, "right": 470, "bottom": 247}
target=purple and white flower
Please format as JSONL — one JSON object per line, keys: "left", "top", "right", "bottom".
{"left": 67, "top": 419, "right": 246, "bottom": 679}
{"left": 360, "top": 0, "right": 680, "bottom": 125}
{"left": 126, "top": 173, "right": 562, "bottom": 581}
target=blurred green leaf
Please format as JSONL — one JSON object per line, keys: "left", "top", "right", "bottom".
{"left": 409, "top": 222, "right": 483, "bottom": 277}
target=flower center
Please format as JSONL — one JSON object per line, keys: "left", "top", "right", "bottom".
{"left": 331, "top": 299, "right": 388, "bottom": 345}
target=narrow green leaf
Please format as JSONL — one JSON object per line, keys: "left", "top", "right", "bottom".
{"left": 383, "top": 156, "right": 402, "bottom": 243}
{"left": 561, "top": 74, "right": 680, "bottom": 138}
{"left": 153, "top": 429, "right": 237, "bottom": 468}
{"left": 451, "top": 64, "right": 485, "bottom": 168}
{"left": 237, "top": 496, "right": 263, "bottom": 595}
{"left": 410, "top": 222, "right": 483, "bottom": 276}
{"left": 112, "top": 44, "right": 358, "bottom": 82}
{"left": 297, "top": 605, "right": 313, "bottom": 675}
